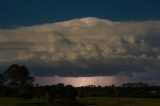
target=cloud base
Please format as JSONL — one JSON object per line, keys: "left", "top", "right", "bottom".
{"left": 0, "top": 17, "right": 160, "bottom": 82}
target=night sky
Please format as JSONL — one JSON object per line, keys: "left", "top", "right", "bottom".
{"left": 0, "top": 0, "right": 160, "bottom": 28}
{"left": 1, "top": 0, "right": 160, "bottom": 86}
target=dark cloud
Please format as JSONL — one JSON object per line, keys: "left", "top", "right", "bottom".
{"left": 0, "top": 18, "right": 160, "bottom": 82}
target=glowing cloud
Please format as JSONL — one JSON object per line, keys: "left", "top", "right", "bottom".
{"left": 0, "top": 17, "right": 160, "bottom": 80}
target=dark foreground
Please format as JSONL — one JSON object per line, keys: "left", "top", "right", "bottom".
{"left": 1, "top": 97, "right": 160, "bottom": 106}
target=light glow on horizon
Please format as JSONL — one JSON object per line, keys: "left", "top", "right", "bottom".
{"left": 35, "top": 76, "right": 126, "bottom": 87}
{"left": 35, "top": 75, "right": 160, "bottom": 87}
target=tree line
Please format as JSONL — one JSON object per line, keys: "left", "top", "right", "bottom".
{"left": 77, "top": 83, "right": 160, "bottom": 98}
{"left": 0, "top": 64, "right": 77, "bottom": 104}
{"left": 0, "top": 64, "right": 160, "bottom": 104}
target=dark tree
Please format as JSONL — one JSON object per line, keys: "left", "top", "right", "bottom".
{"left": 19, "top": 87, "right": 34, "bottom": 100}
{"left": 65, "top": 85, "right": 77, "bottom": 105}
{"left": 3, "top": 64, "right": 34, "bottom": 89}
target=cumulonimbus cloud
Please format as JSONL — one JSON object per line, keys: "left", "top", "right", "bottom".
{"left": 0, "top": 17, "right": 160, "bottom": 78}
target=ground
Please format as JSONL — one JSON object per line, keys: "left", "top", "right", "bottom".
{"left": 78, "top": 97, "right": 160, "bottom": 106}
{"left": 0, "top": 97, "right": 160, "bottom": 106}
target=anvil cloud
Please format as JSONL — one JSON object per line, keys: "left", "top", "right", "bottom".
{"left": 0, "top": 17, "right": 160, "bottom": 79}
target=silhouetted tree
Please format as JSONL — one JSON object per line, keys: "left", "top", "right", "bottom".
{"left": 3, "top": 64, "right": 34, "bottom": 89}
{"left": 19, "top": 87, "right": 33, "bottom": 100}
{"left": 65, "top": 85, "right": 77, "bottom": 105}
{"left": 44, "top": 86, "right": 55, "bottom": 103}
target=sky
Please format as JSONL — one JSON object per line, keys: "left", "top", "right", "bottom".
{"left": 0, "top": 0, "right": 160, "bottom": 28}
{"left": 0, "top": 0, "right": 160, "bottom": 86}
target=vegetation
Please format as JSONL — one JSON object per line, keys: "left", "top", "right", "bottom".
{"left": 77, "top": 97, "right": 160, "bottom": 106}
{"left": 3, "top": 64, "right": 34, "bottom": 88}
{"left": 0, "top": 64, "right": 78, "bottom": 105}
{"left": 0, "top": 97, "right": 160, "bottom": 106}
{"left": 0, "top": 64, "right": 160, "bottom": 106}
{"left": 77, "top": 84, "right": 160, "bottom": 98}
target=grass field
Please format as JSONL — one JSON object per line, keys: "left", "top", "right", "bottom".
{"left": 0, "top": 97, "right": 160, "bottom": 106}
{"left": 0, "top": 97, "right": 45, "bottom": 106}
{"left": 77, "top": 97, "right": 160, "bottom": 106}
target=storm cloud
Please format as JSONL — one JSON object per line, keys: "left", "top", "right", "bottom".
{"left": 0, "top": 17, "right": 160, "bottom": 78}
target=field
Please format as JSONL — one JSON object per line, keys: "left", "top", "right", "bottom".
{"left": 0, "top": 97, "right": 160, "bottom": 106}
{"left": 0, "top": 97, "right": 45, "bottom": 106}
{"left": 77, "top": 97, "right": 160, "bottom": 106}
